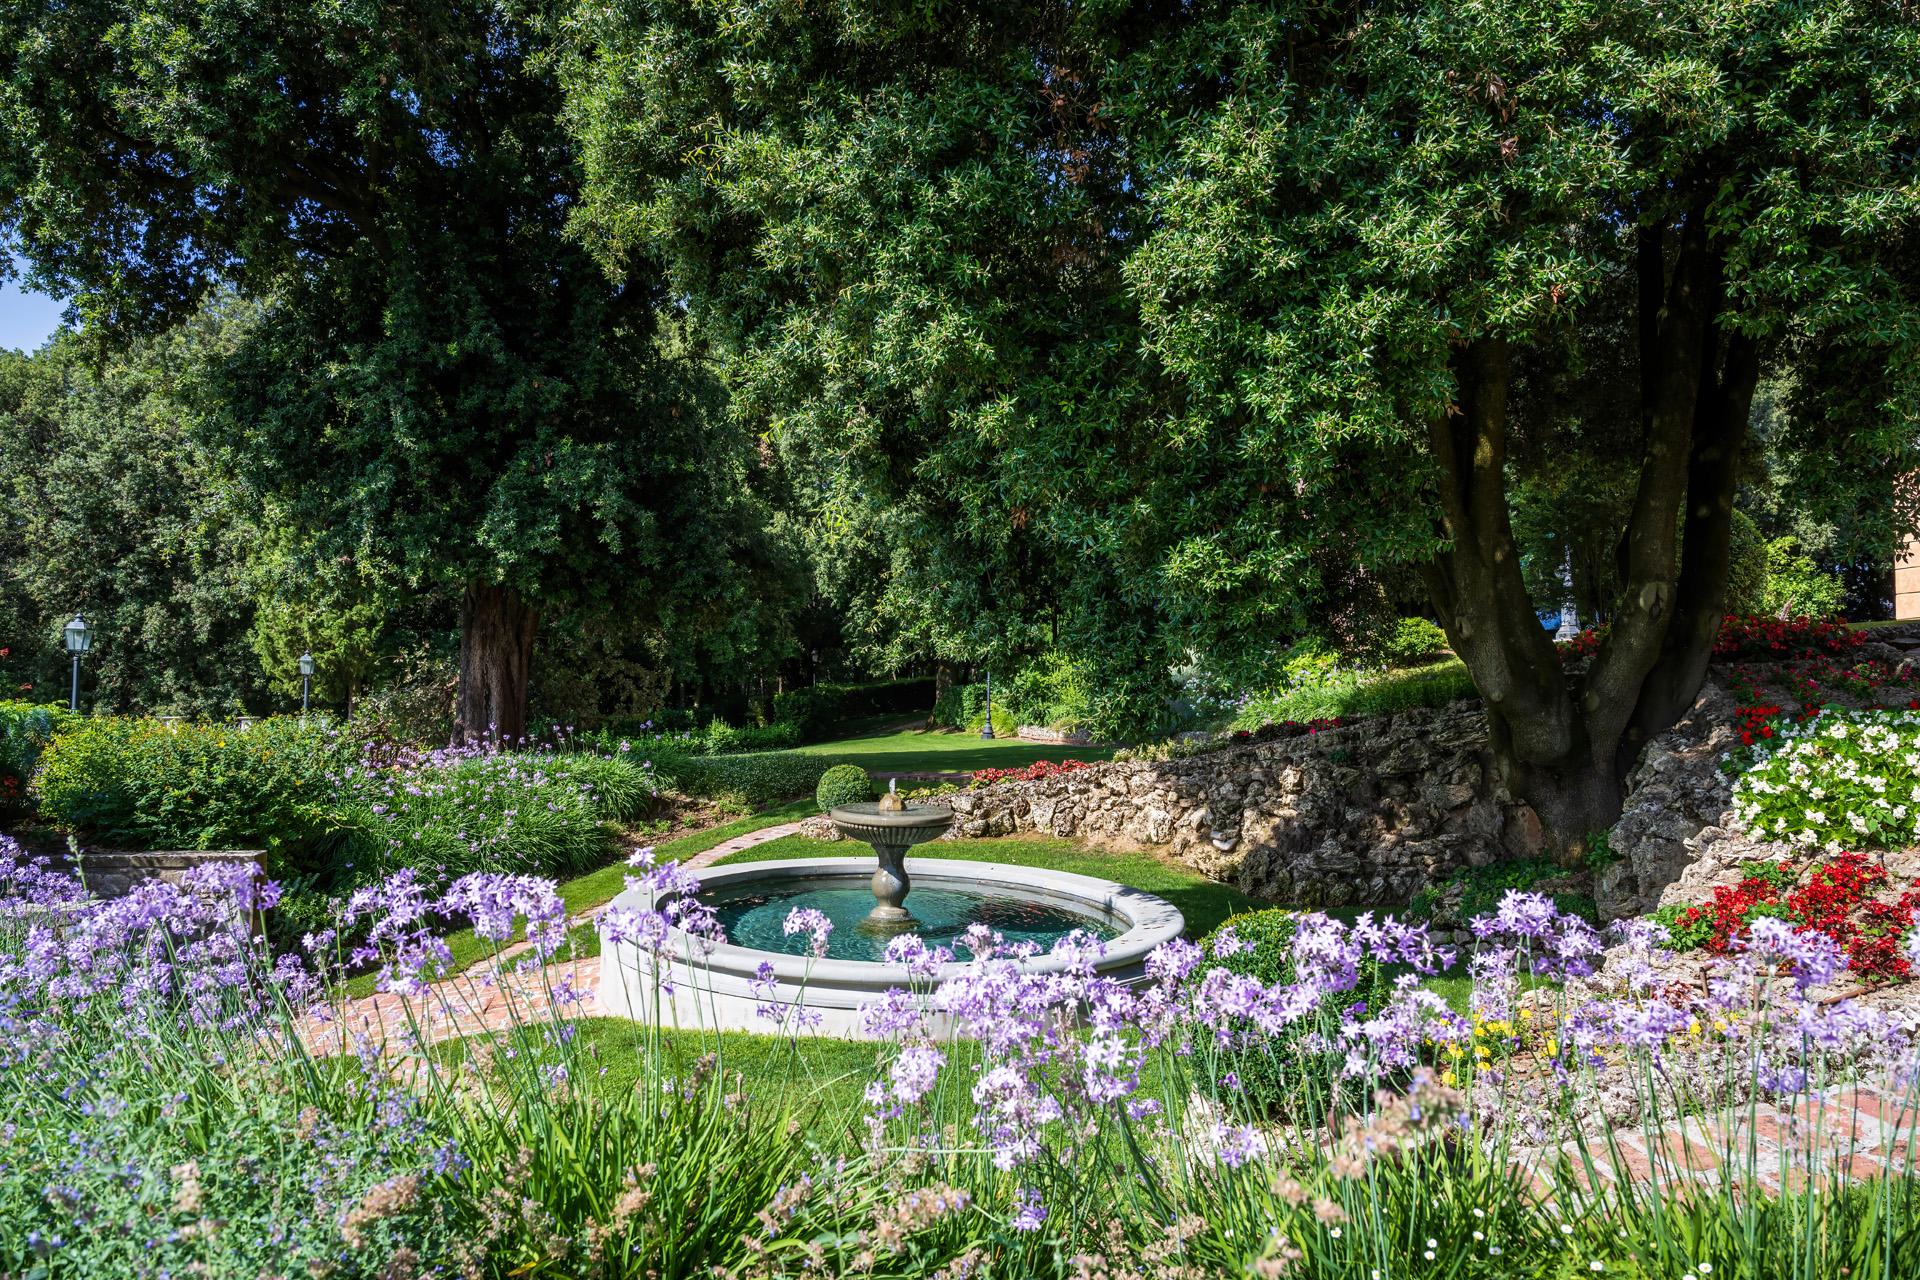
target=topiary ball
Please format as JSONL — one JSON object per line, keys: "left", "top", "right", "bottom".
{"left": 814, "top": 763, "right": 876, "bottom": 813}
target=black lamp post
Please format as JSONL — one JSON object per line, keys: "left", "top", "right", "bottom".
{"left": 980, "top": 670, "right": 995, "bottom": 740}
{"left": 62, "top": 614, "right": 90, "bottom": 712}
{"left": 298, "top": 652, "right": 315, "bottom": 714}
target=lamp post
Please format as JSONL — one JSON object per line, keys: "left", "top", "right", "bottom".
{"left": 298, "top": 652, "right": 315, "bottom": 714}
{"left": 62, "top": 614, "right": 90, "bottom": 712}
{"left": 980, "top": 670, "right": 995, "bottom": 740}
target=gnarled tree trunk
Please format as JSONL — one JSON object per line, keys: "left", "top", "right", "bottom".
{"left": 1422, "top": 211, "right": 1760, "bottom": 858}
{"left": 455, "top": 582, "right": 538, "bottom": 744}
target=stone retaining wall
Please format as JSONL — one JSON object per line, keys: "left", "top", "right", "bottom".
{"left": 43, "top": 848, "right": 264, "bottom": 899}
{"left": 947, "top": 703, "right": 1540, "bottom": 907}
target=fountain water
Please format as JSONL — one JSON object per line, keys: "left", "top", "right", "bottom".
{"left": 599, "top": 776, "right": 1186, "bottom": 1036}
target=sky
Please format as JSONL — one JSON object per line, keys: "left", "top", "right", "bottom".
{"left": 0, "top": 261, "right": 67, "bottom": 352}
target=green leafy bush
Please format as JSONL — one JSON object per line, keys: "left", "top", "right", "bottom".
{"left": 773, "top": 677, "right": 936, "bottom": 740}
{"left": 1407, "top": 859, "right": 1598, "bottom": 927}
{"left": 669, "top": 749, "right": 835, "bottom": 809}
{"left": 1378, "top": 617, "right": 1449, "bottom": 666}
{"left": 1233, "top": 660, "right": 1478, "bottom": 729}
{"left": 313, "top": 751, "right": 645, "bottom": 883}
{"left": 930, "top": 682, "right": 1018, "bottom": 737}
{"left": 1199, "top": 909, "right": 1387, "bottom": 1118}
{"left": 0, "top": 700, "right": 76, "bottom": 814}
{"left": 1761, "top": 536, "right": 1846, "bottom": 619}
{"left": 32, "top": 716, "right": 348, "bottom": 851}
{"left": 1732, "top": 708, "right": 1919, "bottom": 850}
{"left": 814, "top": 763, "right": 875, "bottom": 812}
{"left": 1724, "top": 510, "right": 1769, "bottom": 615}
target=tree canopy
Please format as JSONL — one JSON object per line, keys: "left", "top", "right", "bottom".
{"left": 558, "top": 0, "right": 1920, "bottom": 842}
{"left": 0, "top": 0, "right": 785, "bottom": 738}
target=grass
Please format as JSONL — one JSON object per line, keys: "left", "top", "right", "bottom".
{"left": 715, "top": 834, "right": 1266, "bottom": 940}
{"left": 798, "top": 725, "right": 1116, "bottom": 776}
{"left": 1231, "top": 658, "right": 1478, "bottom": 727}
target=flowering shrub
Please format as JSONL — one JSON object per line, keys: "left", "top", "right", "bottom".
{"left": 969, "top": 758, "right": 1091, "bottom": 787}
{"left": 1714, "top": 615, "right": 1864, "bottom": 661}
{"left": 1733, "top": 708, "right": 1920, "bottom": 851}
{"left": 1652, "top": 853, "right": 1920, "bottom": 982}
{"left": 8, "top": 826, "right": 1920, "bottom": 1279}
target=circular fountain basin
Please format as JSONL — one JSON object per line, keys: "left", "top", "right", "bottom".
{"left": 598, "top": 857, "right": 1186, "bottom": 1039}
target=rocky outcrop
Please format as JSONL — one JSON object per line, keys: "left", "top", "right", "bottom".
{"left": 1592, "top": 681, "right": 1742, "bottom": 919}
{"left": 945, "top": 703, "right": 1540, "bottom": 908}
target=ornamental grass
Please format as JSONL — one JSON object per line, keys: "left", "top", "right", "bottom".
{"left": 4, "top": 834, "right": 1919, "bottom": 1278}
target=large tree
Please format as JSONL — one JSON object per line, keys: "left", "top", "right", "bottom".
{"left": 560, "top": 0, "right": 1920, "bottom": 849}
{"left": 0, "top": 0, "right": 765, "bottom": 739}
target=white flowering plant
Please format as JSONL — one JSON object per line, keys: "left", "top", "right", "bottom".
{"left": 1733, "top": 708, "right": 1920, "bottom": 852}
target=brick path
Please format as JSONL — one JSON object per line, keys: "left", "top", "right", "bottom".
{"left": 1521, "top": 1084, "right": 1917, "bottom": 1194}
{"left": 310, "top": 819, "right": 806, "bottom": 1053}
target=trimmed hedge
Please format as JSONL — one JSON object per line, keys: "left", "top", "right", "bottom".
{"left": 668, "top": 749, "right": 836, "bottom": 810}
{"left": 815, "top": 764, "right": 874, "bottom": 813}
{"left": 773, "top": 677, "right": 937, "bottom": 740}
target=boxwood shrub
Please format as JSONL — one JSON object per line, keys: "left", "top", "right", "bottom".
{"left": 814, "top": 764, "right": 874, "bottom": 813}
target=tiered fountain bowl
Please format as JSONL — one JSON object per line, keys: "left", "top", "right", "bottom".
{"left": 599, "top": 797, "right": 1185, "bottom": 1038}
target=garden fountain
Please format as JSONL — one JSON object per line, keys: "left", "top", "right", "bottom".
{"left": 599, "top": 782, "right": 1186, "bottom": 1037}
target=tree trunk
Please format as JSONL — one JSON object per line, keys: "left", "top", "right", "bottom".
{"left": 455, "top": 582, "right": 538, "bottom": 744}
{"left": 1421, "top": 211, "right": 1749, "bottom": 859}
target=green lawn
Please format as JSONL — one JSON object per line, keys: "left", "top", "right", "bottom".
{"left": 715, "top": 834, "right": 1266, "bottom": 940}
{"left": 798, "top": 725, "right": 1114, "bottom": 776}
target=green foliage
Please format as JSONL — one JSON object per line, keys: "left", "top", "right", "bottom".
{"left": 0, "top": 324, "right": 269, "bottom": 717}
{"left": 314, "top": 752, "right": 647, "bottom": 884}
{"left": 1233, "top": 661, "right": 1479, "bottom": 729}
{"left": 772, "top": 677, "right": 937, "bottom": 741}
{"left": 669, "top": 749, "right": 835, "bottom": 810}
{"left": 1724, "top": 510, "right": 1770, "bottom": 616}
{"left": 0, "top": 700, "right": 75, "bottom": 814}
{"left": 1762, "top": 537, "right": 1848, "bottom": 619}
{"left": 1732, "top": 708, "right": 1919, "bottom": 850}
{"left": 814, "top": 763, "right": 876, "bottom": 813}
{"left": 1407, "top": 860, "right": 1598, "bottom": 928}
{"left": 1378, "top": 618, "right": 1450, "bottom": 668}
{"left": 32, "top": 716, "right": 347, "bottom": 852}
{"left": 1200, "top": 909, "right": 1388, "bottom": 1118}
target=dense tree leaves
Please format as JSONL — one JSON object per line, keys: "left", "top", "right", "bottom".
{"left": 0, "top": 320, "right": 265, "bottom": 716}
{"left": 0, "top": 0, "right": 779, "bottom": 738}
{"left": 560, "top": 0, "right": 1920, "bottom": 839}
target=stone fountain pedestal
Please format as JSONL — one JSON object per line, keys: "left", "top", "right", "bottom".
{"left": 827, "top": 799, "right": 954, "bottom": 927}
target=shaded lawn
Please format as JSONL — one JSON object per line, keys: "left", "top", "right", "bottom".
{"left": 798, "top": 726, "right": 1115, "bottom": 776}
{"left": 714, "top": 834, "right": 1267, "bottom": 941}
{"left": 339, "top": 797, "right": 816, "bottom": 998}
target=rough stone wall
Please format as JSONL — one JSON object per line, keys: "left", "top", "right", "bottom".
{"left": 42, "top": 848, "right": 264, "bottom": 899}
{"left": 945, "top": 704, "right": 1542, "bottom": 908}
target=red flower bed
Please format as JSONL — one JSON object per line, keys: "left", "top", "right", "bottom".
{"left": 1713, "top": 615, "right": 1864, "bottom": 661}
{"left": 1660, "top": 853, "right": 1920, "bottom": 983}
{"left": 971, "top": 759, "right": 1092, "bottom": 786}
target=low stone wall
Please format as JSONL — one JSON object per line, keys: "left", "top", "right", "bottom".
{"left": 946, "top": 703, "right": 1541, "bottom": 908}
{"left": 42, "top": 848, "right": 264, "bottom": 899}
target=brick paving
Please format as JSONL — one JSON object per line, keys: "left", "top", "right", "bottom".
{"left": 1520, "top": 1084, "right": 1919, "bottom": 1194}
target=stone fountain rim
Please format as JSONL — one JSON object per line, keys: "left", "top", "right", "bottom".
{"left": 607, "top": 856, "right": 1186, "bottom": 992}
